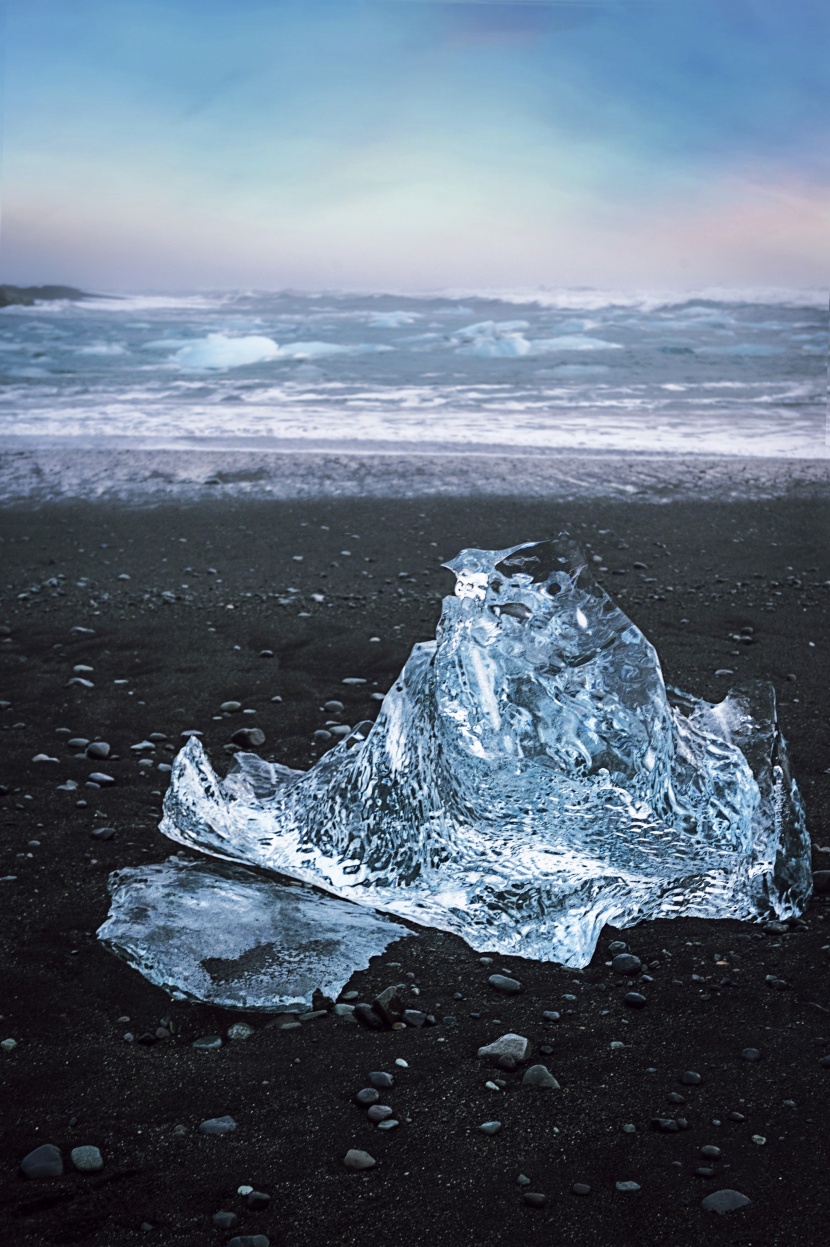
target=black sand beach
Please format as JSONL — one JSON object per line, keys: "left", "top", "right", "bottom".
{"left": 2, "top": 459, "right": 829, "bottom": 1246}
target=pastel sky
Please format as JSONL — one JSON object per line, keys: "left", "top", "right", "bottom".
{"left": 1, "top": 0, "right": 828, "bottom": 291}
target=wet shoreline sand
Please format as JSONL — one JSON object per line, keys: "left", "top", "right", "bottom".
{"left": 1, "top": 479, "right": 829, "bottom": 1246}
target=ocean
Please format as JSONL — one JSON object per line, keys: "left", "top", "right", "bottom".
{"left": 0, "top": 287, "right": 826, "bottom": 460}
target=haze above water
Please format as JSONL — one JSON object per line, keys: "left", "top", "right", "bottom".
{"left": 0, "top": 288, "right": 825, "bottom": 460}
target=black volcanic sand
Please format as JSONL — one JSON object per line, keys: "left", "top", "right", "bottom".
{"left": 1, "top": 493, "right": 829, "bottom": 1247}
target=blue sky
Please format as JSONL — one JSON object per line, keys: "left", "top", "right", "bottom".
{"left": 1, "top": 0, "right": 828, "bottom": 290}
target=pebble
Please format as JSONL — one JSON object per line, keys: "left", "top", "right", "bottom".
{"left": 227, "top": 1023, "right": 255, "bottom": 1040}
{"left": 231, "top": 727, "right": 266, "bottom": 748}
{"left": 488, "top": 974, "right": 522, "bottom": 994}
{"left": 571, "top": 1183, "right": 591, "bottom": 1196}
{"left": 221, "top": 701, "right": 242, "bottom": 712}
{"left": 199, "top": 1116, "right": 237, "bottom": 1135}
{"left": 227, "top": 1237, "right": 270, "bottom": 1247}
{"left": 377, "top": 1119, "right": 399, "bottom": 1130}
{"left": 608, "top": 941, "right": 628, "bottom": 952}
{"left": 394, "top": 1059, "right": 409, "bottom": 1068}
{"left": 70, "top": 1145, "right": 103, "bottom": 1172}
{"left": 523, "top": 1192, "right": 548, "bottom": 1207}
{"left": 367, "top": 1105, "right": 394, "bottom": 1123}
{"left": 700, "top": 1145, "right": 722, "bottom": 1159}
{"left": 741, "top": 1048, "right": 762, "bottom": 1062}
{"left": 20, "top": 1143, "right": 63, "bottom": 1179}
{"left": 368, "top": 1071, "right": 395, "bottom": 1088}
{"left": 612, "top": 953, "right": 642, "bottom": 974}
{"left": 212, "top": 1211, "right": 238, "bottom": 1229}
{"left": 68, "top": 738, "right": 90, "bottom": 749}
{"left": 324, "top": 700, "right": 344, "bottom": 712}
{"left": 192, "top": 1034, "right": 222, "bottom": 1049}
{"left": 701, "top": 1189, "right": 751, "bottom": 1214}
{"left": 88, "top": 772, "right": 115, "bottom": 786}
{"left": 247, "top": 1191, "right": 271, "bottom": 1210}
{"left": 521, "top": 1064, "right": 560, "bottom": 1089}
{"left": 478, "top": 1034, "right": 528, "bottom": 1062}
{"left": 343, "top": 1149, "right": 376, "bottom": 1170}
{"left": 86, "top": 741, "right": 110, "bottom": 759}
{"left": 623, "top": 992, "right": 647, "bottom": 1009}
{"left": 542, "top": 1011, "right": 560, "bottom": 1023}
{"left": 680, "top": 1071, "right": 702, "bottom": 1085}
{"left": 479, "top": 1121, "right": 502, "bottom": 1135}
{"left": 615, "top": 1181, "right": 641, "bottom": 1193}
{"left": 517, "top": 1173, "right": 531, "bottom": 1185}
{"left": 355, "top": 1088, "right": 381, "bottom": 1106}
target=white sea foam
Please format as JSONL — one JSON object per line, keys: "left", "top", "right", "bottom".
{"left": 531, "top": 335, "right": 623, "bottom": 352}
{"left": 77, "top": 342, "right": 128, "bottom": 356}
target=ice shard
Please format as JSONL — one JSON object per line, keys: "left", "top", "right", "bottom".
{"left": 136, "top": 536, "right": 809, "bottom": 972}
{"left": 98, "top": 857, "right": 416, "bottom": 1011}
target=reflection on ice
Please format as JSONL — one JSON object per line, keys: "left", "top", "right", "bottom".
{"left": 122, "top": 536, "right": 811, "bottom": 979}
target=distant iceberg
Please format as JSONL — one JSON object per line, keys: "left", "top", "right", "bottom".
{"left": 173, "top": 333, "right": 392, "bottom": 370}
{"left": 103, "top": 537, "right": 811, "bottom": 996}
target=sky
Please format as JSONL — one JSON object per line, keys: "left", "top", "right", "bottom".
{"left": 0, "top": 0, "right": 828, "bottom": 292}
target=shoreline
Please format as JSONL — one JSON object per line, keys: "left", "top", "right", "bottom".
{"left": 1, "top": 445, "right": 828, "bottom": 507}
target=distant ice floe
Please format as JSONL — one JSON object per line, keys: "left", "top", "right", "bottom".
{"left": 454, "top": 321, "right": 623, "bottom": 359}
{"left": 701, "top": 343, "right": 786, "bottom": 357}
{"left": 173, "top": 333, "right": 392, "bottom": 370}
{"left": 366, "top": 311, "right": 420, "bottom": 328}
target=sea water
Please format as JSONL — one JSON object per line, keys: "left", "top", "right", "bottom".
{"left": 0, "top": 287, "right": 825, "bottom": 459}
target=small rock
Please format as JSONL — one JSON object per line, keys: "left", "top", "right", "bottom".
{"left": 612, "top": 953, "right": 642, "bottom": 975}
{"left": 91, "top": 826, "right": 116, "bottom": 841}
{"left": 367, "top": 1105, "right": 394, "bottom": 1123}
{"left": 213, "top": 1211, "right": 238, "bottom": 1229}
{"left": 192, "top": 1034, "right": 222, "bottom": 1049}
{"left": 247, "top": 1191, "right": 271, "bottom": 1211}
{"left": 700, "top": 1145, "right": 722, "bottom": 1159}
{"left": 369, "top": 1071, "right": 395, "bottom": 1088}
{"left": 680, "top": 1071, "right": 702, "bottom": 1085}
{"left": 376, "top": 1119, "right": 399, "bottom": 1130}
{"left": 488, "top": 974, "right": 522, "bottom": 994}
{"left": 542, "top": 1010, "right": 560, "bottom": 1023}
{"left": 70, "top": 1145, "right": 103, "bottom": 1173}
{"left": 227, "top": 1023, "right": 255, "bottom": 1041}
{"left": 227, "top": 1237, "right": 270, "bottom": 1247}
{"left": 88, "top": 772, "right": 115, "bottom": 786}
{"left": 479, "top": 1121, "right": 502, "bottom": 1135}
{"left": 355, "top": 1088, "right": 381, "bottom": 1106}
{"left": 86, "top": 742, "right": 111, "bottom": 759}
{"left": 221, "top": 701, "right": 242, "bottom": 712}
{"left": 199, "top": 1116, "right": 237, "bottom": 1135}
{"left": 571, "top": 1183, "right": 591, "bottom": 1196}
{"left": 374, "top": 985, "right": 406, "bottom": 1026}
{"left": 741, "top": 1048, "right": 762, "bottom": 1062}
{"left": 523, "top": 1192, "right": 548, "bottom": 1207}
{"left": 20, "top": 1144, "right": 63, "bottom": 1179}
{"left": 478, "top": 1034, "right": 528, "bottom": 1062}
{"left": 702, "top": 1189, "right": 751, "bottom": 1214}
{"left": 2, "top": 1038, "right": 18, "bottom": 1051}
{"left": 353, "top": 1004, "right": 384, "bottom": 1029}
{"left": 344, "top": 1149, "right": 376, "bottom": 1170}
{"left": 615, "top": 1181, "right": 641, "bottom": 1193}
{"left": 521, "top": 1064, "right": 560, "bottom": 1089}
{"left": 334, "top": 1003, "right": 356, "bottom": 1019}
{"left": 517, "top": 1173, "right": 531, "bottom": 1185}
{"left": 650, "top": 1118, "right": 680, "bottom": 1133}
{"left": 623, "top": 992, "right": 647, "bottom": 1009}
{"left": 231, "top": 727, "right": 266, "bottom": 749}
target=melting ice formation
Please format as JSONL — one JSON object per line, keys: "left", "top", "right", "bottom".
{"left": 100, "top": 536, "right": 811, "bottom": 1009}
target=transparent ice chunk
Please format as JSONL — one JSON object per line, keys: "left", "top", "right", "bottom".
{"left": 141, "top": 537, "right": 809, "bottom": 972}
{"left": 98, "top": 857, "right": 416, "bottom": 1011}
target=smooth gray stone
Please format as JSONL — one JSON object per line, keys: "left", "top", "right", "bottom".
{"left": 213, "top": 1211, "right": 238, "bottom": 1229}
{"left": 616, "top": 1181, "right": 641, "bottom": 1192}
{"left": 702, "top": 1189, "right": 751, "bottom": 1214}
{"left": 488, "top": 974, "right": 521, "bottom": 994}
{"left": 521, "top": 1064, "right": 560, "bottom": 1089}
{"left": 477, "top": 1033, "right": 528, "bottom": 1062}
{"left": 343, "top": 1149, "right": 376, "bottom": 1170}
{"left": 199, "top": 1115, "right": 237, "bottom": 1135}
{"left": 479, "top": 1121, "right": 502, "bottom": 1135}
{"left": 20, "top": 1144, "right": 63, "bottom": 1179}
{"left": 70, "top": 1145, "right": 103, "bottom": 1172}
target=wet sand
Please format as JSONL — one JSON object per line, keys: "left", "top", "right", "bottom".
{"left": 1, "top": 485, "right": 829, "bottom": 1246}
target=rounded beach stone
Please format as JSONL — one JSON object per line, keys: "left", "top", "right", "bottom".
{"left": 612, "top": 953, "right": 642, "bottom": 975}
{"left": 20, "top": 1144, "right": 63, "bottom": 1179}
{"left": 523, "top": 1191, "right": 548, "bottom": 1207}
{"left": 344, "top": 1149, "right": 376, "bottom": 1170}
{"left": 227, "top": 1237, "right": 270, "bottom": 1247}
{"left": 70, "top": 1145, "right": 103, "bottom": 1172}
{"left": 477, "top": 1033, "right": 528, "bottom": 1062}
{"left": 488, "top": 974, "right": 522, "bottom": 994}
{"left": 479, "top": 1121, "right": 502, "bottom": 1135}
{"left": 199, "top": 1115, "right": 237, "bottom": 1135}
{"left": 521, "top": 1064, "right": 560, "bottom": 1089}
{"left": 741, "top": 1048, "right": 762, "bottom": 1062}
{"left": 367, "top": 1105, "right": 394, "bottom": 1123}
{"left": 702, "top": 1189, "right": 751, "bottom": 1214}
{"left": 213, "top": 1211, "right": 238, "bottom": 1229}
